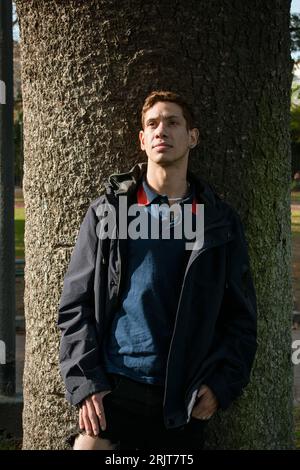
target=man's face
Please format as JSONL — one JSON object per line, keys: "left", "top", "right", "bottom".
{"left": 139, "top": 101, "right": 199, "bottom": 167}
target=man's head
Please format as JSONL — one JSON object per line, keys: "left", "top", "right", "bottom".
{"left": 141, "top": 91, "right": 196, "bottom": 131}
{"left": 139, "top": 91, "right": 199, "bottom": 167}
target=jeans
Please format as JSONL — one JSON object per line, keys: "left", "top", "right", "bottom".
{"left": 88, "top": 373, "right": 208, "bottom": 450}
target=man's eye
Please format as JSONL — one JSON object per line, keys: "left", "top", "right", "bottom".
{"left": 148, "top": 122, "right": 156, "bottom": 127}
{"left": 170, "top": 121, "right": 178, "bottom": 125}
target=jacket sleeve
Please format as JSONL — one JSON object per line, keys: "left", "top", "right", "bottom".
{"left": 204, "top": 211, "right": 258, "bottom": 410}
{"left": 57, "top": 203, "right": 111, "bottom": 407}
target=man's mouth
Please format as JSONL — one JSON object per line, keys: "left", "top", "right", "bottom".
{"left": 153, "top": 142, "right": 172, "bottom": 149}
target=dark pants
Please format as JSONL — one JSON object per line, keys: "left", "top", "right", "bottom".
{"left": 97, "top": 373, "right": 207, "bottom": 450}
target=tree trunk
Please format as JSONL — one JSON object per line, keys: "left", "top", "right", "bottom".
{"left": 16, "top": 0, "right": 294, "bottom": 449}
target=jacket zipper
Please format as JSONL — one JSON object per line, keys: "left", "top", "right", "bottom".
{"left": 163, "top": 225, "right": 232, "bottom": 408}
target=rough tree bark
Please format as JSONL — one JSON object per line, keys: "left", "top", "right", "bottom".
{"left": 15, "top": 0, "right": 294, "bottom": 449}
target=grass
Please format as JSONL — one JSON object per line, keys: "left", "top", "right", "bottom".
{"left": 15, "top": 206, "right": 24, "bottom": 259}
{"left": 0, "top": 439, "right": 21, "bottom": 450}
{"left": 292, "top": 208, "right": 300, "bottom": 236}
{"left": 291, "top": 191, "right": 300, "bottom": 204}
{"left": 0, "top": 430, "right": 22, "bottom": 450}
{"left": 291, "top": 192, "right": 300, "bottom": 236}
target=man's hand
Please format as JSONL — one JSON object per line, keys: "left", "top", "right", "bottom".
{"left": 191, "top": 384, "right": 218, "bottom": 420}
{"left": 79, "top": 391, "right": 111, "bottom": 436}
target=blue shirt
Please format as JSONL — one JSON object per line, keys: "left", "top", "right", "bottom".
{"left": 103, "top": 178, "right": 196, "bottom": 385}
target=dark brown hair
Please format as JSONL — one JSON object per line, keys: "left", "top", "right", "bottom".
{"left": 141, "top": 90, "right": 196, "bottom": 130}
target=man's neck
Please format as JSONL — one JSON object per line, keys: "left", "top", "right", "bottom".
{"left": 146, "top": 161, "right": 189, "bottom": 200}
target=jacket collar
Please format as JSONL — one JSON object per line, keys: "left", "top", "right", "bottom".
{"left": 106, "top": 162, "right": 148, "bottom": 197}
{"left": 106, "top": 162, "right": 214, "bottom": 203}
{"left": 105, "top": 162, "right": 232, "bottom": 229}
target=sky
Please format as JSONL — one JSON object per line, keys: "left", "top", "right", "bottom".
{"left": 13, "top": 2, "right": 19, "bottom": 41}
{"left": 291, "top": 0, "right": 300, "bottom": 60}
{"left": 292, "top": 0, "right": 300, "bottom": 13}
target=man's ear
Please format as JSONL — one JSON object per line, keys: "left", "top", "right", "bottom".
{"left": 139, "top": 130, "right": 145, "bottom": 150}
{"left": 189, "top": 128, "right": 199, "bottom": 149}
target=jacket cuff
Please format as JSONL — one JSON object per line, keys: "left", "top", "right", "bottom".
{"left": 204, "top": 372, "right": 232, "bottom": 410}
{"left": 66, "top": 377, "right": 112, "bottom": 407}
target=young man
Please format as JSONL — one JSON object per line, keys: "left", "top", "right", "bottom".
{"left": 57, "top": 91, "right": 257, "bottom": 450}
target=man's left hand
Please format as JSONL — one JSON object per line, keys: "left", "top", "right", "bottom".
{"left": 191, "top": 384, "right": 218, "bottom": 420}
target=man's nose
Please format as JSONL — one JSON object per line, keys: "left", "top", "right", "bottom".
{"left": 155, "top": 121, "right": 168, "bottom": 137}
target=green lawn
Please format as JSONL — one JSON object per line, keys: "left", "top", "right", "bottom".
{"left": 291, "top": 191, "right": 300, "bottom": 204}
{"left": 15, "top": 206, "right": 25, "bottom": 259}
{"left": 292, "top": 208, "right": 300, "bottom": 236}
{"left": 291, "top": 192, "right": 300, "bottom": 236}
{"left": 0, "top": 436, "right": 21, "bottom": 450}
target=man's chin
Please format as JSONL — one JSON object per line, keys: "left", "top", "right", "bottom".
{"left": 148, "top": 153, "right": 184, "bottom": 167}
{"left": 150, "top": 158, "right": 173, "bottom": 167}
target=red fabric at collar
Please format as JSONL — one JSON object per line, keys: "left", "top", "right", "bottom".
{"left": 137, "top": 184, "right": 150, "bottom": 206}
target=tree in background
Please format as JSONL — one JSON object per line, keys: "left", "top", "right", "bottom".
{"left": 291, "top": 13, "right": 300, "bottom": 178}
{"left": 16, "top": 0, "right": 294, "bottom": 449}
{"left": 291, "top": 82, "right": 300, "bottom": 178}
{"left": 13, "top": 107, "right": 23, "bottom": 187}
{"left": 291, "top": 13, "right": 300, "bottom": 54}
{"left": 291, "top": 85, "right": 300, "bottom": 143}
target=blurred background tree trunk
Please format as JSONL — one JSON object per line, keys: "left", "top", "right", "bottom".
{"left": 16, "top": 0, "right": 294, "bottom": 449}
{"left": 0, "top": 0, "right": 15, "bottom": 397}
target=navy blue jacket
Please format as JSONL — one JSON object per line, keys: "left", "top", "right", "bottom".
{"left": 57, "top": 162, "right": 257, "bottom": 429}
